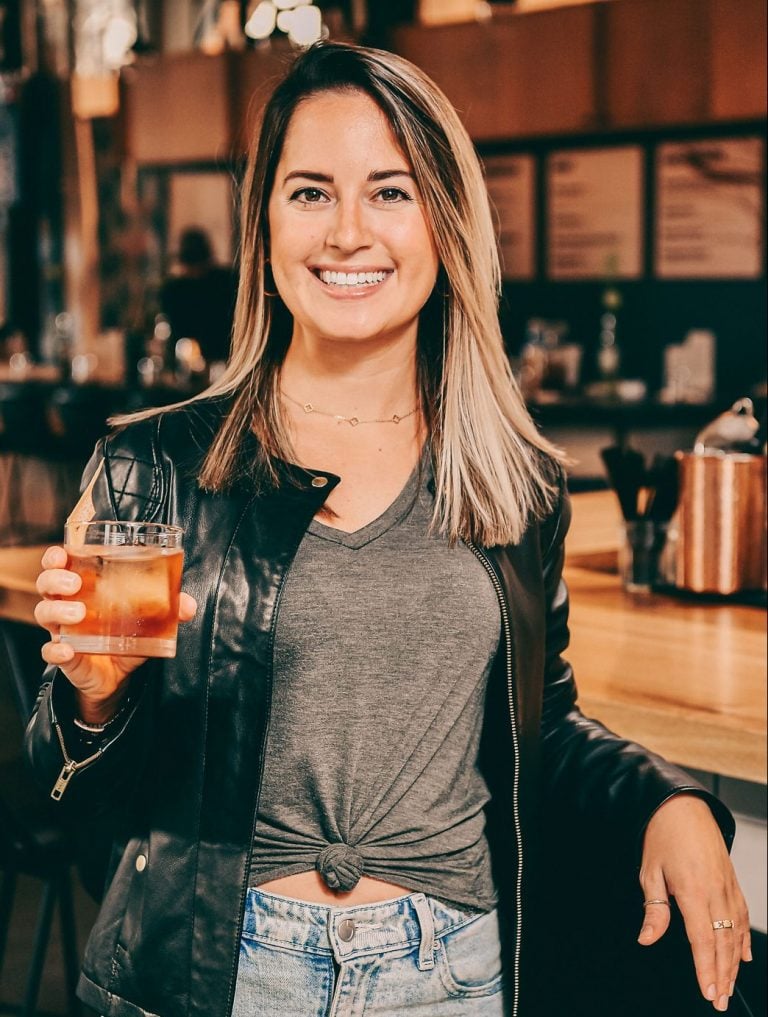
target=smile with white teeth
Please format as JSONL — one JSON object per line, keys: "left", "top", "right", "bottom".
{"left": 316, "top": 269, "right": 389, "bottom": 287}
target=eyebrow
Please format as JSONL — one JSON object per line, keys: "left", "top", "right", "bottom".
{"left": 282, "top": 169, "right": 415, "bottom": 185}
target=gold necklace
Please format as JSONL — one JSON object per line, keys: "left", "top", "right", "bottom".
{"left": 281, "top": 389, "right": 419, "bottom": 427}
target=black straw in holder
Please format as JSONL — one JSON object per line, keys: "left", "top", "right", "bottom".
{"left": 600, "top": 446, "right": 647, "bottom": 521}
{"left": 600, "top": 447, "right": 680, "bottom": 591}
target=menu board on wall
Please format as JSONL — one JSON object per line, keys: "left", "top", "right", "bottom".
{"left": 483, "top": 154, "right": 536, "bottom": 280}
{"left": 656, "top": 138, "right": 764, "bottom": 279}
{"left": 547, "top": 146, "right": 644, "bottom": 280}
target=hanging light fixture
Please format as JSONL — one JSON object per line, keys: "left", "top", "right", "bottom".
{"left": 245, "top": 0, "right": 325, "bottom": 47}
{"left": 75, "top": 0, "right": 137, "bottom": 74}
{"left": 72, "top": 0, "right": 138, "bottom": 117}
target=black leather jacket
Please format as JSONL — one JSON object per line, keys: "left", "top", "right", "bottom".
{"left": 24, "top": 399, "right": 733, "bottom": 1017}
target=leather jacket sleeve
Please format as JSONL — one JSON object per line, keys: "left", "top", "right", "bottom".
{"left": 538, "top": 468, "right": 735, "bottom": 860}
{"left": 23, "top": 437, "right": 160, "bottom": 817}
{"left": 24, "top": 662, "right": 157, "bottom": 817}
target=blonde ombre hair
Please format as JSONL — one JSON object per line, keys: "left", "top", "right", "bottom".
{"left": 116, "top": 42, "right": 566, "bottom": 546}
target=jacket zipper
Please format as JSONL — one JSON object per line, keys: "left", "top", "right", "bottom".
{"left": 466, "top": 541, "right": 523, "bottom": 1017}
{"left": 51, "top": 720, "right": 103, "bottom": 800}
{"left": 226, "top": 547, "right": 297, "bottom": 1017}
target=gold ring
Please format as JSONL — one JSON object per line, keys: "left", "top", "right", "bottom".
{"left": 712, "top": 920, "right": 735, "bottom": 930}
{"left": 643, "top": 899, "right": 670, "bottom": 907}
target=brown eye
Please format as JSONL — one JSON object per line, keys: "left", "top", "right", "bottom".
{"left": 290, "top": 187, "right": 328, "bottom": 204}
{"left": 378, "top": 187, "right": 412, "bottom": 202}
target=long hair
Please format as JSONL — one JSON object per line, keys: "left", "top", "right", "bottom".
{"left": 115, "top": 42, "right": 566, "bottom": 545}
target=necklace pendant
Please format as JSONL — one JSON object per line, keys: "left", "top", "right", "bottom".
{"left": 392, "top": 414, "right": 401, "bottom": 424}
{"left": 349, "top": 417, "right": 360, "bottom": 427}
{"left": 302, "top": 403, "right": 314, "bottom": 414}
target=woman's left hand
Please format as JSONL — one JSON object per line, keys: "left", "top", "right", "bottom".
{"left": 638, "top": 793, "right": 751, "bottom": 1013}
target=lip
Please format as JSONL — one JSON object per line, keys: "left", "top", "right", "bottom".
{"left": 309, "top": 266, "right": 393, "bottom": 298}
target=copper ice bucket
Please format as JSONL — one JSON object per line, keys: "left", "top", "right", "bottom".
{"left": 674, "top": 451, "right": 767, "bottom": 594}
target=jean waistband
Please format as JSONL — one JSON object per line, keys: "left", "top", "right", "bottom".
{"left": 242, "top": 888, "right": 491, "bottom": 967}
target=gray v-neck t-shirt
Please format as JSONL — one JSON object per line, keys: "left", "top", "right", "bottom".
{"left": 249, "top": 456, "right": 501, "bottom": 910}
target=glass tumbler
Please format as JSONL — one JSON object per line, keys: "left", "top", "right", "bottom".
{"left": 61, "top": 520, "right": 184, "bottom": 657}
{"left": 618, "top": 520, "right": 669, "bottom": 593}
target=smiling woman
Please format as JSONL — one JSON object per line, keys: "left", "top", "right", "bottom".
{"left": 26, "top": 41, "right": 749, "bottom": 1017}
{"left": 266, "top": 89, "right": 441, "bottom": 528}
{"left": 268, "top": 90, "right": 439, "bottom": 361}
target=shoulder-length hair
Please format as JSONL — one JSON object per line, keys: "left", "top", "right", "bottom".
{"left": 115, "top": 41, "right": 566, "bottom": 546}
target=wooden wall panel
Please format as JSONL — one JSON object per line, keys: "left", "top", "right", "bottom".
{"left": 124, "top": 52, "right": 232, "bottom": 164}
{"left": 709, "top": 0, "right": 768, "bottom": 120}
{"left": 602, "top": 0, "right": 710, "bottom": 127}
{"left": 230, "top": 47, "right": 294, "bottom": 157}
{"left": 395, "top": 6, "right": 597, "bottom": 140}
{"left": 123, "top": 0, "right": 767, "bottom": 160}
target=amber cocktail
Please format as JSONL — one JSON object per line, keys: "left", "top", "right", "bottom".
{"left": 61, "top": 521, "right": 184, "bottom": 657}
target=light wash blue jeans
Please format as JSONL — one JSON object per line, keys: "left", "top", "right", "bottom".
{"left": 232, "top": 887, "right": 510, "bottom": 1016}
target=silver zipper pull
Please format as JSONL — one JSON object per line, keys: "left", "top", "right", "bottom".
{"left": 51, "top": 761, "right": 77, "bottom": 800}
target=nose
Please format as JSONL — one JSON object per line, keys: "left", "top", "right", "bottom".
{"left": 326, "top": 198, "right": 372, "bottom": 253}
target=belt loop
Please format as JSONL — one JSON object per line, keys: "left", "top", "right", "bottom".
{"left": 412, "top": 894, "right": 435, "bottom": 971}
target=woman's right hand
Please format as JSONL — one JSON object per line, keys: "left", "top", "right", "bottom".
{"left": 35, "top": 545, "right": 197, "bottom": 725}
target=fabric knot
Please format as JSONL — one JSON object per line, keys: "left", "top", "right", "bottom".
{"left": 316, "top": 843, "right": 364, "bottom": 891}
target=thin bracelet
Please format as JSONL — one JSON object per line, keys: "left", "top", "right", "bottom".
{"left": 73, "top": 693, "right": 132, "bottom": 733}
{"left": 73, "top": 716, "right": 110, "bottom": 733}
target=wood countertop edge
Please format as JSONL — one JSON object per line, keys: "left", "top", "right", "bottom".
{"left": 578, "top": 694, "right": 767, "bottom": 785}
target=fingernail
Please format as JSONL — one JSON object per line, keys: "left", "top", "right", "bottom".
{"left": 716, "top": 994, "right": 729, "bottom": 1011}
{"left": 729, "top": 981, "right": 735, "bottom": 997}
{"left": 706, "top": 984, "right": 716, "bottom": 1001}
{"left": 746, "top": 947, "right": 753, "bottom": 962}
{"left": 639, "top": 925, "right": 652, "bottom": 939}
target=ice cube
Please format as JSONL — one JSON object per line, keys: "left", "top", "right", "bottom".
{"left": 125, "top": 553, "right": 172, "bottom": 620}
{"left": 96, "top": 548, "right": 171, "bottom": 620}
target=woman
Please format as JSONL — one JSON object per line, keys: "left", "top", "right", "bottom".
{"left": 27, "top": 43, "right": 749, "bottom": 1017}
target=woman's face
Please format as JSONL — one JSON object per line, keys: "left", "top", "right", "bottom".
{"left": 267, "top": 89, "right": 439, "bottom": 350}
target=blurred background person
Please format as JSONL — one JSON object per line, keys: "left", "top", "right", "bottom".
{"left": 159, "top": 225, "right": 237, "bottom": 368}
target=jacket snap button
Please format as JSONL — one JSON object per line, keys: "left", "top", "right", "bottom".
{"left": 338, "top": 918, "right": 355, "bottom": 942}
{"left": 311, "top": 476, "right": 329, "bottom": 488}
{"left": 135, "top": 854, "right": 147, "bottom": 872}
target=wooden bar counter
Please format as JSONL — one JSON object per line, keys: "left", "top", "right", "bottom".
{"left": 0, "top": 492, "right": 765, "bottom": 783}
{"left": 564, "top": 492, "right": 766, "bottom": 785}
{"left": 0, "top": 545, "right": 43, "bottom": 629}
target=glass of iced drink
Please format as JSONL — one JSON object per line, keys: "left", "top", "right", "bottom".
{"left": 60, "top": 520, "right": 184, "bottom": 657}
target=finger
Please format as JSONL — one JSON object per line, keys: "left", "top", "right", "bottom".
{"left": 178, "top": 593, "right": 197, "bottom": 622}
{"left": 729, "top": 896, "right": 751, "bottom": 993}
{"left": 717, "top": 890, "right": 749, "bottom": 1003}
{"left": 637, "top": 871, "right": 671, "bottom": 946}
{"left": 41, "top": 640, "right": 76, "bottom": 667}
{"left": 711, "top": 914, "right": 736, "bottom": 1012}
{"left": 36, "top": 568, "right": 81, "bottom": 598}
{"left": 677, "top": 895, "right": 719, "bottom": 1005}
{"left": 41, "top": 545, "right": 68, "bottom": 570}
{"left": 34, "top": 599, "right": 86, "bottom": 631}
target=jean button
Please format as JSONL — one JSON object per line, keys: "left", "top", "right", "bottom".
{"left": 338, "top": 918, "right": 355, "bottom": 942}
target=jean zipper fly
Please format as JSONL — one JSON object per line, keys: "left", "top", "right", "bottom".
{"left": 466, "top": 542, "right": 523, "bottom": 1017}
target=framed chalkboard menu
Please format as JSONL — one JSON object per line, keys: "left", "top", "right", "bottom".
{"left": 546, "top": 146, "right": 644, "bottom": 281}
{"left": 483, "top": 153, "right": 536, "bottom": 281}
{"left": 655, "top": 137, "right": 764, "bottom": 279}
